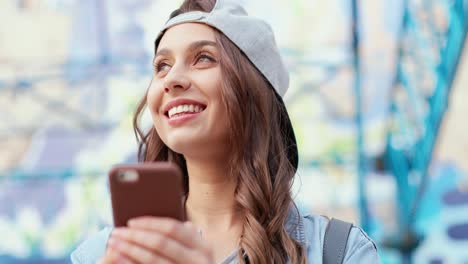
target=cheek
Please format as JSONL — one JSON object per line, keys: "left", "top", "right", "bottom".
{"left": 207, "top": 93, "right": 231, "bottom": 139}
{"left": 146, "top": 81, "right": 169, "bottom": 141}
{"left": 146, "top": 81, "right": 163, "bottom": 118}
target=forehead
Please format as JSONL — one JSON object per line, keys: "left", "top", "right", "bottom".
{"left": 157, "top": 23, "right": 217, "bottom": 52}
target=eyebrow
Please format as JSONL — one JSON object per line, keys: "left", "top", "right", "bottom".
{"left": 155, "top": 40, "right": 218, "bottom": 58}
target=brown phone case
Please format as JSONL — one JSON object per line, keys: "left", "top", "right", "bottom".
{"left": 109, "top": 162, "right": 185, "bottom": 227}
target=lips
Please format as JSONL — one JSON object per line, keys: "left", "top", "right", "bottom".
{"left": 162, "top": 98, "right": 207, "bottom": 119}
{"left": 167, "top": 104, "right": 205, "bottom": 118}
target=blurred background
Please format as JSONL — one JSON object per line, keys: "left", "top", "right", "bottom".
{"left": 0, "top": 0, "right": 467, "bottom": 263}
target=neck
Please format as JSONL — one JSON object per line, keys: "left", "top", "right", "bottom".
{"left": 184, "top": 157, "right": 242, "bottom": 232}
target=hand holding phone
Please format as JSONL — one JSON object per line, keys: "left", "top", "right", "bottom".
{"left": 104, "top": 163, "right": 214, "bottom": 263}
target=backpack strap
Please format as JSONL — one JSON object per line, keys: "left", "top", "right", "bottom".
{"left": 323, "top": 218, "right": 353, "bottom": 264}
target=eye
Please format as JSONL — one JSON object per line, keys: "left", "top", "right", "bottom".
{"left": 195, "top": 53, "right": 216, "bottom": 64}
{"left": 154, "top": 61, "right": 171, "bottom": 73}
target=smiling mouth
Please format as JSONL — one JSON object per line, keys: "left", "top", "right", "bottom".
{"left": 165, "top": 104, "right": 207, "bottom": 119}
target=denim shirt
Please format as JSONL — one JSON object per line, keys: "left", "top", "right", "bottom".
{"left": 71, "top": 211, "right": 380, "bottom": 264}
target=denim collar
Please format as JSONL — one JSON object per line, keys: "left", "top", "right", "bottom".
{"left": 284, "top": 207, "right": 308, "bottom": 247}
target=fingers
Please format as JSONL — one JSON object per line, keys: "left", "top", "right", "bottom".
{"left": 107, "top": 217, "right": 214, "bottom": 264}
{"left": 113, "top": 228, "right": 186, "bottom": 262}
{"left": 108, "top": 235, "right": 174, "bottom": 264}
{"left": 109, "top": 217, "right": 214, "bottom": 264}
{"left": 128, "top": 217, "right": 204, "bottom": 249}
{"left": 112, "top": 226, "right": 212, "bottom": 264}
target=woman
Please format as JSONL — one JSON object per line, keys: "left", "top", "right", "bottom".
{"left": 71, "top": 0, "right": 380, "bottom": 263}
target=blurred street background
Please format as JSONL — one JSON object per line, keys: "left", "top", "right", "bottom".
{"left": 0, "top": 0, "right": 467, "bottom": 263}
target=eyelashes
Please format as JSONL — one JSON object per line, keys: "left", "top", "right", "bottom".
{"left": 195, "top": 54, "right": 216, "bottom": 63}
{"left": 154, "top": 61, "right": 170, "bottom": 73}
{"left": 153, "top": 53, "right": 217, "bottom": 74}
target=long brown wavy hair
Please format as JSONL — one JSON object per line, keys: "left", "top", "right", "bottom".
{"left": 132, "top": 0, "right": 306, "bottom": 263}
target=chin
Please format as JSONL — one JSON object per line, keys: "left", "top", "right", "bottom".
{"left": 164, "top": 135, "right": 201, "bottom": 155}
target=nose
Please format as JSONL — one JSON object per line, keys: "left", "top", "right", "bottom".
{"left": 163, "top": 64, "right": 190, "bottom": 93}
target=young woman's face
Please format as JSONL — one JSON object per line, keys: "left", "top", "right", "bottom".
{"left": 147, "top": 23, "right": 230, "bottom": 158}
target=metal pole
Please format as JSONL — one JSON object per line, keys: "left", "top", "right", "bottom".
{"left": 351, "top": 0, "right": 370, "bottom": 232}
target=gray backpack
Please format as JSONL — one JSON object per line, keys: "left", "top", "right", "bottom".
{"left": 242, "top": 218, "right": 354, "bottom": 264}
{"left": 323, "top": 218, "right": 353, "bottom": 264}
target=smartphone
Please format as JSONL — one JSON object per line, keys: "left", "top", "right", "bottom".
{"left": 108, "top": 162, "right": 186, "bottom": 227}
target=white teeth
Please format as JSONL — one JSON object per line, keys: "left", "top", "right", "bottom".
{"left": 167, "top": 104, "right": 204, "bottom": 118}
